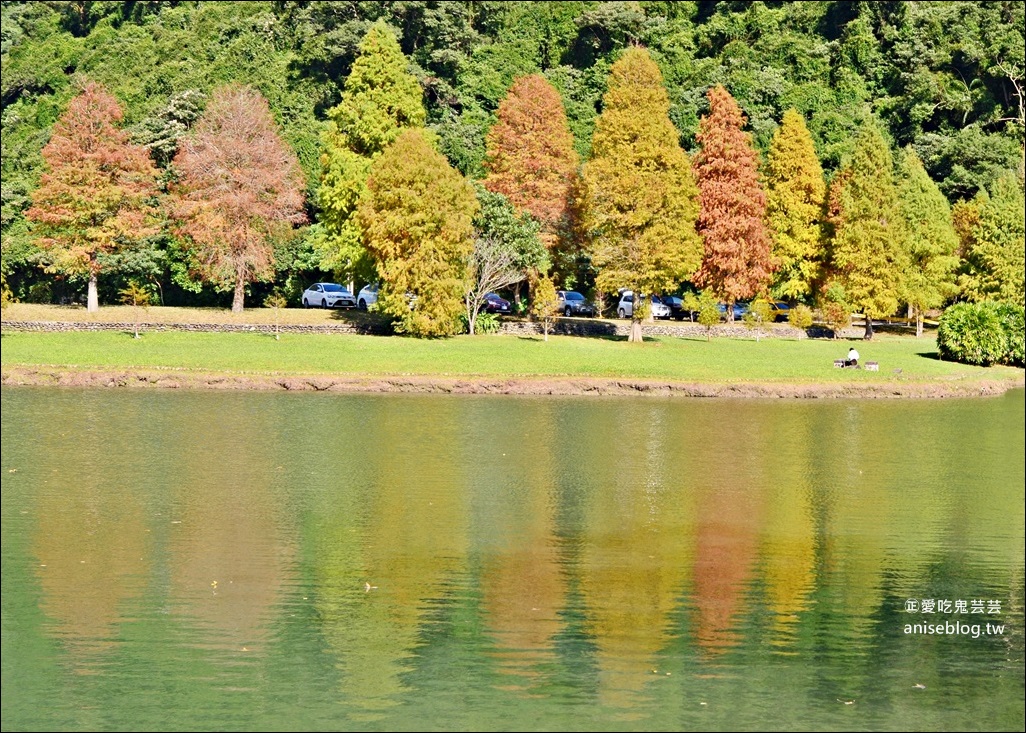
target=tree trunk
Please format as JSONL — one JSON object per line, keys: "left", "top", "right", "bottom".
{"left": 232, "top": 271, "right": 246, "bottom": 313}
{"left": 468, "top": 309, "right": 477, "bottom": 335}
{"left": 916, "top": 312, "right": 924, "bottom": 338}
{"left": 87, "top": 272, "right": 99, "bottom": 312}
{"left": 629, "top": 317, "right": 643, "bottom": 343}
{"left": 863, "top": 316, "right": 874, "bottom": 340}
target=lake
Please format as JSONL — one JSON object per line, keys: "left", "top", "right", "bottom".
{"left": 2, "top": 387, "right": 1023, "bottom": 731}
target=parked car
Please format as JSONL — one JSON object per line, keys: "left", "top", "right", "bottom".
{"left": 717, "top": 302, "right": 749, "bottom": 321}
{"left": 302, "top": 283, "right": 356, "bottom": 309}
{"left": 357, "top": 283, "right": 379, "bottom": 310}
{"left": 556, "top": 290, "right": 597, "bottom": 317}
{"left": 483, "top": 292, "right": 512, "bottom": 314}
{"left": 657, "top": 294, "right": 688, "bottom": 321}
{"left": 761, "top": 300, "right": 791, "bottom": 322}
{"left": 617, "top": 290, "right": 671, "bottom": 319}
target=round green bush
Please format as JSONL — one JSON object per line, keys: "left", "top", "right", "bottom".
{"left": 937, "top": 302, "right": 1007, "bottom": 366}
{"left": 994, "top": 303, "right": 1025, "bottom": 367}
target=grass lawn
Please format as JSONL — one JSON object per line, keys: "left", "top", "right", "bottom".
{"left": 1, "top": 327, "right": 1021, "bottom": 387}
{"left": 2, "top": 303, "right": 376, "bottom": 325}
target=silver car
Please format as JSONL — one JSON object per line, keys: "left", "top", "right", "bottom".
{"left": 302, "top": 283, "right": 356, "bottom": 309}
{"left": 617, "top": 290, "right": 670, "bottom": 319}
{"left": 357, "top": 283, "right": 379, "bottom": 310}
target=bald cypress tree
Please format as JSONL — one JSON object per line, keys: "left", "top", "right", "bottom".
{"left": 694, "top": 86, "right": 773, "bottom": 319}
{"left": 317, "top": 21, "right": 426, "bottom": 283}
{"left": 960, "top": 174, "right": 1026, "bottom": 306}
{"left": 359, "top": 129, "right": 479, "bottom": 337}
{"left": 764, "top": 109, "right": 825, "bottom": 303}
{"left": 26, "top": 81, "right": 159, "bottom": 312}
{"left": 484, "top": 74, "right": 579, "bottom": 248}
{"left": 828, "top": 120, "right": 907, "bottom": 340}
{"left": 896, "top": 148, "right": 959, "bottom": 337}
{"left": 582, "top": 48, "right": 702, "bottom": 343}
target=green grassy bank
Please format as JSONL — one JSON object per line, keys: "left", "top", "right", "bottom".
{"left": 2, "top": 328, "right": 1022, "bottom": 389}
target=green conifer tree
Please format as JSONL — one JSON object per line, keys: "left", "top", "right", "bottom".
{"left": 317, "top": 21, "right": 426, "bottom": 283}
{"left": 581, "top": 48, "right": 702, "bottom": 343}
{"left": 896, "top": 148, "right": 960, "bottom": 336}
{"left": 828, "top": 120, "right": 907, "bottom": 339}
{"left": 358, "top": 129, "right": 479, "bottom": 337}
{"left": 959, "top": 173, "right": 1026, "bottom": 306}
{"left": 764, "top": 109, "right": 826, "bottom": 303}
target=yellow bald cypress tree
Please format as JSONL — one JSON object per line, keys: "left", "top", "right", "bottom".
{"left": 582, "top": 48, "right": 702, "bottom": 343}
{"left": 765, "top": 109, "right": 826, "bottom": 303}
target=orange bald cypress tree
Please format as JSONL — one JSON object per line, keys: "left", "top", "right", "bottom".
{"left": 483, "top": 74, "right": 578, "bottom": 246}
{"left": 172, "top": 86, "right": 307, "bottom": 313}
{"left": 694, "top": 86, "right": 773, "bottom": 319}
{"left": 27, "top": 81, "right": 160, "bottom": 312}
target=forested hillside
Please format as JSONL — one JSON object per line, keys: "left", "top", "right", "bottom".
{"left": 2, "top": 0, "right": 1023, "bottom": 316}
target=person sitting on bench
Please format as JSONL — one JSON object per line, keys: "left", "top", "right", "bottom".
{"left": 844, "top": 347, "right": 860, "bottom": 368}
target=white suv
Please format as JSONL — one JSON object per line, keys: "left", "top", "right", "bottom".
{"left": 617, "top": 290, "right": 670, "bottom": 319}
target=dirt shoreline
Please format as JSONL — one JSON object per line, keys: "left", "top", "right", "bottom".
{"left": 2, "top": 365, "right": 1021, "bottom": 399}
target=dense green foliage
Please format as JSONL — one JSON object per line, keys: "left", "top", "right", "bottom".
{"left": 1, "top": 1, "right": 1024, "bottom": 326}
{"left": 937, "top": 301, "right": 1024, "bottom": 366}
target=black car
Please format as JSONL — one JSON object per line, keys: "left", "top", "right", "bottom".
{"left": 654, "top": 294, "right": 688, "bottom": 321}
{"left": 556, "top": 290, "right": 597, "bottom": 317}
{"left": 483, "top": 292, "right": 512, "bottom": 314}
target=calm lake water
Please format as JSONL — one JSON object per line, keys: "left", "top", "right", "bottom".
{"left": 1, "top": 387, "right": 1023, "bottom": 731}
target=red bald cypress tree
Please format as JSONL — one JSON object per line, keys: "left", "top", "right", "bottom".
{"left": 483, "top": 74, "right": 579, "bottom": 247}
{"left": 694, "top": 86, "right": 773, "bottom": 319}
{"left": 27, "top": 81, "right": 160, "bottom": 312}
{"left": 172, "top": 86, "right": 307, "bottom": 313}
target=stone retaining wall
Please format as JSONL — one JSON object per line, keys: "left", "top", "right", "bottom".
{"left": 0, "top": 319, "right": 393, "bottom": 335}
{"left": 1, "top": 317, "right": 857, "bottom": 340}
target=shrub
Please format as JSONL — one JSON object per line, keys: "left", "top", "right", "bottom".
{"left": 457, "top": 310, "right": 501, "bottom": 335}
{"left": 937, "top": 302, "right": 1008, "bottom": 366}
{"left": 25, "top": 282, "right": 52, "bottom": 304}
{"left": 788, "top": 304, "right": 814, "bottom": 338}
{"left": 696, "top": 297, "right": 720, "bottom": 340}
{"left": 475, "top": 311, "right": 501, "bottom": 335}
{"left": 994, "top": 303, "right": 1025, "bottom": 367}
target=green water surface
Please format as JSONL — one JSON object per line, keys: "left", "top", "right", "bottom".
{"left": 2, "top": 388, "right": 1023, "bottom": 731}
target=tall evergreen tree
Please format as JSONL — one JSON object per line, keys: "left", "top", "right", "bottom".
{"left": 827, "top": 120, "right": 908, "bottom": 339}
{"left": 317, "top": 20, "right": 425, "bottom": 284}
{"left": 483, "top": 74, "right": 579, "bottom": 248}
{"left": 764, "top": 109, "right": 825, "bottom": 303}
{"left": 359, "top": 129, "right": 479, "bottom": 337}
{"left": 582, "top": 47, "right": 702, "bottom": 343}
{"left": 896, "top": 148, "right": 959, "bottom": 336}
{"left": 26, "top": 81, "right": 159, "bottom": 312}
{"left": 959, "top": 173, "right": 1026, "bottom": 306}
{"left": 171, "top": 86, "right": 307, "bottom": 313}
{"left": 694, "top": 86, "right": 773, "bottom": 319}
